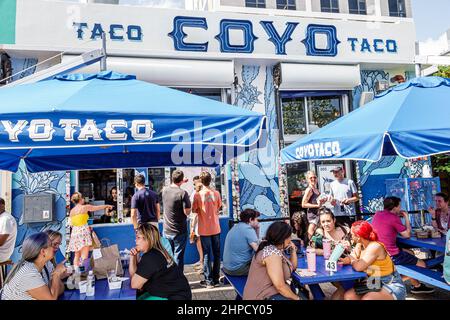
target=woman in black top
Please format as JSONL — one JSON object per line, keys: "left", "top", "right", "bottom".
{"left": 129, "top": 223, "right": 192, "bottom": 300}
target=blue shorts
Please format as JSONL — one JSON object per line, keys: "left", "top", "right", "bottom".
{"left": 391, "top": 250, "right": 418, "bottom": 265}
{"left": 379, "top": 272, "right": 407, "bottom": 300}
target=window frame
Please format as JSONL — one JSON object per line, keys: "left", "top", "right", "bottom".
{"left": 320, "top": 0, "right": 340, "bottom": 13}
{"left": 388, "top": 0, "right": 407, "bottom": 17}
{"left": 276, "top": 0, "right": 296, "bottom": 10}
{"left": 245, "top": 0, "right": 266, "bottom": 8}
{"left": 348, "top": 0, "right": 367, "bottom": 15}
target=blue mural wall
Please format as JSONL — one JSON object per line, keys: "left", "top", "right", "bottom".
{"left": 11, "top": 163, "right": 68, "bottom": 262}
{"left": 233, "top": 64, "right": 283, "bottom": 236}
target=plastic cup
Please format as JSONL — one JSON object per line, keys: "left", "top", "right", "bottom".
{"left": 329, "top": 243, "right": 345, "bottom": 262}
{"left": 107, "top": 269, "right": 117, "bottom": 282}
{"left": 306, "top": 247, "right": 316, "bottom": 272}
{"left": 322, "top": 239, "right": 332, "bottom": 260}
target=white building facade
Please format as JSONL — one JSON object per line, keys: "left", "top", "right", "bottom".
{"left": 0, "top": 0, "right": 428, "bottom": 259}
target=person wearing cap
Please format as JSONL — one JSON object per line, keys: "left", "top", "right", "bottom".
{"left": 329, "top": 166, "right": 359, "bottom": 227}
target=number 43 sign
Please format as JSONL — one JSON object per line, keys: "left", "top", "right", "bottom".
{"left": 325, "top": 260, "right": 337, "bottom": 272}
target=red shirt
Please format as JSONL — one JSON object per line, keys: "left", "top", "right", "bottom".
{"left": 371, "top": 210, "right": 407, "bottom": 256}
{"left": 192, "top": 189, "right": 222, "bottom": 236}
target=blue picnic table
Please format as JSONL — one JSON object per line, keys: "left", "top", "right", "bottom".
{"left": 59, "top": 270, "right": 136, "bottom": 301}
{"left": 396, "top": 235, "right": 449, "bottom": 291}
{"left": 397, "top": 236, "right": 446, "bottom": 252}
{"left": 292, "top": 254, "right": 366, "bottom": 300}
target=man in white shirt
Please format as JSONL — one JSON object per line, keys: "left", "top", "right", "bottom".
{"left": 0, "top": 197, "right": 17, "bottom": 288}
{"left": 0, "top": 197, "right": 16, "bottom": 263}
{"left": 329, "top": 167, "right": 359, "bottom": 227}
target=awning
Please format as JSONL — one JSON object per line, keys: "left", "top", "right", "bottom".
{"left": 279, "top": 63, "right": 361, "bottom": 90}
{"left": 62, "top": 56, "right": 234, "bottom": 88}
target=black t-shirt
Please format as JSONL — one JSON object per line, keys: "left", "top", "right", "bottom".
{"left": 131, "top": 188, "right": 159, "bottom": 223}
{"left": 162, "top": 186, "right": 191, "bottom": 236}
{"left": 136, "top": 249, "right": 192, "bottom": 300}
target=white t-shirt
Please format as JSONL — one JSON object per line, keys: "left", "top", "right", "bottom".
{"left": 1, "top": 261, "right": 46, "bottom": 300}
{"left": 330, "top": 178, "right": 358, "bottom": 216}
{"left": 0, "top": 211, "right": 17, "bottom": 263}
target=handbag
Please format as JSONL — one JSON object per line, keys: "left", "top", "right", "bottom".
{"left": 90, "top": 238, "right": 124, "bottom": 279}
{"left": 353, "top": 278, "right": 382, "bottom": 295}
{"left": 91, "top": 230, "right": 101, "bottom": 249}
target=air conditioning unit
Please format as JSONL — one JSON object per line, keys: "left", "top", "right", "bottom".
{"left": 359, "top": 91, "right": 374, "bottom": 107}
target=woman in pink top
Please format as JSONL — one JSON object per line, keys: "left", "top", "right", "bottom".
{"left": 192, "top": 171, "right": 222, "bottom": 289}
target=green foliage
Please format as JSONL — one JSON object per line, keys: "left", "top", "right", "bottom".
{"left": 434, "top": 66, "right": 450, "bottom": 78}
{"left": 282, "top": 100, "right": 306, "bottom": 135}
{"left": 432, "top": 154, "right": 450, "bottom": 174}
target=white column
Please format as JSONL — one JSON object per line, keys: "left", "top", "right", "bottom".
{"left": 305, "top": 0, "right": 312, "bottom": 12}
{"left": 374, "top": 0, "right": 382, "bottom": 16}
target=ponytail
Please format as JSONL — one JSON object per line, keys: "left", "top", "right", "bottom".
{"left": 351, "top": 220, "right": 378, "bottom": 242}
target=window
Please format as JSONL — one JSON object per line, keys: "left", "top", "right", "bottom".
{"left": 348, "top": 0, "right": 367, "bottom": 14}
{"left": 281, "top": 93, "right": 344, "bottom": 140}
{"left": 281, "top": 98, "right": 307, "bottom": 135}
{"left": 389, "top": 0, "right": 406, "bottom": 17}
{"left": 277, "top": 0, "right": 296, "bottom": 10}
{"left": 245, "top": 0, "right": 266, "bottom": 8}
{"left": 307, "top": 96, "right": 342, "bottom": 133}
{"left": 320, "top": 0, "right": 339, "bottom": 13}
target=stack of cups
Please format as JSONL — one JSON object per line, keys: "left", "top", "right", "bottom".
{"left": 323, "top": 239, "right": 332, "bottom": 260}
{"left": 306, "top": 247, "right": 316, "bottom": 272}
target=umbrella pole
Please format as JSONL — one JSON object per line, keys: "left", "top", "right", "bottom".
{"left": 100, "top": 31, "right": 107, "bottom": 71}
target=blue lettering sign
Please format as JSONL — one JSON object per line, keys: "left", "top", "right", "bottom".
{"left": 302, "top": 24, "right": 340, "bottom": 57}
{"left": 109, "top": 24, "right": 124, "bottom": 41}
{"left": 373, "top": 39, "right": 385, "bottom": 52}
{"left": 168, "top": 16, "right": 208, "bottom": 52}
{"left": 215, "top": 19, "right": 258, "bottom": 53}
{"left": 386, "top": 39, "right": 398, "bottom": 53}
{"left": 360, "top": 38, "right": 372, "bottom": 52}
{"left": 347, "top": 37, "right": 358, "bottom": 51}
{"left": 73, "top": 22, "right": 88, "bottom": 40}
{"left": 260, "top": 21, "right": 298, "bottom": 55}
{"left": 127, "top": 25, "right": 142, "bottom": 41}
{"left": 90, "top": 23, "right": 104, "bottom": 40}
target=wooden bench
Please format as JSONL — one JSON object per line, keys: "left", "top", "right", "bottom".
{"left": 396, "top": 265, "right": 450, "bottom": 291}
{"left": 221, "top": 271, "right": 247, "bottom": 299}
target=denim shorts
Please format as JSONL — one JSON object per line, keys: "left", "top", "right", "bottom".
{"left": 379, "top": 271, "right": 407, "bottom": 300}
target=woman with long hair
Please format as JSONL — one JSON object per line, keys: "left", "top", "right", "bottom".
{"left": 301, "top": 171, "right": 326, "bottom": 239}
{"left": 67, "top": 192, "right": 112, "bottom": 267}
{"left": 291, "top": 211, "right": 308, "bottom": 248}
{"left": 310, "top": 208, "right": 351, "bottom": 299}
{"left": 129, "top": 223, "right": 192, "bottom": 300}
{"left": 43, "top": 230, "right": 67, "bottom": 296}
{"left": 312, "top": 208, "right": 351, "bottom": 254}
{"left": 340, "top": 221, "right": 406, "bottom": 300}
{"left": 243, "top": 221, "right": 300, "bottom": 300}
{"left": 1, "top": 232, "right": 67, "bottom": 300}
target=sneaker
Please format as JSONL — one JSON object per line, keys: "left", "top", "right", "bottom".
{"left": 410, "top": 284, "right": 435, "bottom": 294}
{"left": 199, "top": 280, "right": 216, "bottom": 289}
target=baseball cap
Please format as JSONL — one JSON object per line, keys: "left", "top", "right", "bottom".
{"left": 330, "top": 166, "right": 343, "bottom": 172}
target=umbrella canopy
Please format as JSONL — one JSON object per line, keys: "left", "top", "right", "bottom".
{"left": 0, "top": 71, "right": 266, "bottom": 172}
{"left": 281, "top": 76, "right": 450, "bottom": 164}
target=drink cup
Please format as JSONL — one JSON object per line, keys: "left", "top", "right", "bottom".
{"left": 107, "top": 269, "right": 117, "bottom": 282}
{"left": 329, "top": 243, "right": 345, "bottom": 262}
{"left": 322, "top": 239, "right": 332, "bottom": 260}
{"left": 306, "top": 247, "right": 316, "bottom": 272}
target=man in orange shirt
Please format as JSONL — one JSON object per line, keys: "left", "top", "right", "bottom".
{"left": 192, "top": 171, "right": 222, "bottom": 289}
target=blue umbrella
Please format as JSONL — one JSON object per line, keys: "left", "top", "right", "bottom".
{"left": 0, "top": 71, "right": 266, "bottom": 172}
{"left": 281, "top": 77, "right": 450, "bottom": 164}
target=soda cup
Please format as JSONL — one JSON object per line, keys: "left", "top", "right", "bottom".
{"left": 329, "top": 243, "right": 345, "bottom": 262}
{"left": 306, "top": 247, "right": 316, "bottom": 272}
{"left": 322, "top": 239, "right": 332, "bottom": 260}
